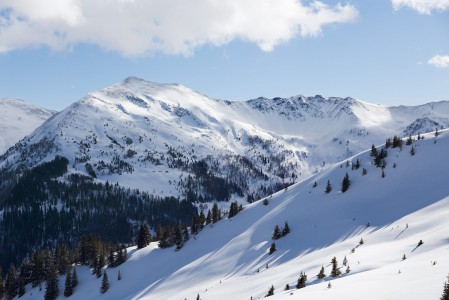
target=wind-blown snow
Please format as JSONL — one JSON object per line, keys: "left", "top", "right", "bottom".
{"left": 19, "top": 130, "right": 449, "bottom": 300}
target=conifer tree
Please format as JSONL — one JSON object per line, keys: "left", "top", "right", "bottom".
{"left": 266, "top": 285, "right": 274, "bottom": 297}
{"left": 44, "top": 259, "right": 59, "bottom": 300}
{"left": 212, "top": 202, "right": 221, "bottom": 223}
{"left": 296, "top": 272, "right": 307, "bottom": 289}
{"left": 17, "top": 276, "right": 25, "bottom": 298}
{"left": 64, "top": 269, "right": 73, "bottom": 297}
{"left": 285, "top": 283, "right": 290, "bottom": 290}
{"left": 362, "top": 168, "right": 367, "bottom": 176}
{"left": 71, "top": 268, "right": 78, "bottom": 289}
{"left": 410, "top": 145, "right": 415, "bottom": 156}
{"left": 137, "top": 223, "right": 151, "bottom": 249}
{"left": 341, "top": 173, "right": 350, "bottom": 193}
{"left": 199, "top": 210, "right": 206, "bottom": 228}
{"left": 5, "top": 264, "right": 17, "bottom": 300}
{"left": 206, "top": 210, "right": 212, "bottom": 224}
{"left": 196, "top": 293, "right": 200, "bottom": 300}
{"left": 272, "top": 225, "right": 281, "bottom": 240}
{"left": 0, "top": 270, "right": 4, "bottom": 300}
{"left": 370, "top": 144, "right": 378, "bottom": 157}
{"left": 282, "top": 221, "right": 290, "bottom": 236}
{"left": 317, "top": 266, "right": 326, "bottom": 279}
{"left": 330, "top": 257, "right": 341, "bottom": 277}
{"left": 175, "top": 223, "right": 183, "bottom": 249}
{"left": 269, "top": 243, "right": 277, "bottom": 255}
{"left": 441, "top": 274, "right": 449, "bottom": 300}
{"left": 346, "top": 265, "right": 351, "bottom": 274}
{"left": 406, "top": 135, "right": 413, "bottom": 145}
{"left": 343, "top": 256, "right": 348, "bottom": 266}
{"left": 325, "top": 180, "right": 332, "bottom": 194}
{"left": 118, "top": 270, "right": 122, "bottom": 281}
{"left": 100, "top": 271, "right": 109, "bottom": 294}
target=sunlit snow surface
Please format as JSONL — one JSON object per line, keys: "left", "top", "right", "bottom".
{"left": 0, "top": 98, "right": 55, "bottom": 153}
{"left": 20, "top": 130, "right": 449, "bottom": 300}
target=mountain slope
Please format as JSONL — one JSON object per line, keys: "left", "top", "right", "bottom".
{"left": 1, "top": 77, "right": 448, "bottom": 201}
{"left": 19, "top": 130, "right": 449, "bottom": 300}
{"left": 0, "top": 98, "right": 55, "bottom": 154}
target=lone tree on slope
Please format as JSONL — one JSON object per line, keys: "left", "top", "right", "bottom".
{"left": 325, "top": 180, "right": 332, "bottom": 194}
{"left": 100, "top": 271, "right": 110, "bottom": 294}
{"left": 317, "top": 266, "right": 326, "bottom": 279}
{"left": 341, "top": 173, "right": 350, "bottom": 193}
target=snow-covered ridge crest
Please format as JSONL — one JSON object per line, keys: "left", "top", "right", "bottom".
{"left": 1, "top": 77, "right": 449, "bottom": 200}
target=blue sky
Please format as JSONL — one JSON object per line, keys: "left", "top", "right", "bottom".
{"left": 0, "top": 0, "right": 448, "bottom": 110}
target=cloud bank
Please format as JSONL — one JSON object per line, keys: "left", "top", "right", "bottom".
{"left": 428, "top": 55, "right": 449, "bottom": 68}
{"left": 392, "top": 0, "right": 449, "bottom": 14}
{"left": 0, "top": 0, "right": 358, "bottom": 56}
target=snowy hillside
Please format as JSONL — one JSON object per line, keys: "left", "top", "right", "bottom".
{"left": 0, "top": 98, "right": 55, "bottom": 154}
{"left": 19, "top": 129, "right": 449, "bottom": 300}
{"left": 1, "top": 77, "right": 448, "bottom": 202}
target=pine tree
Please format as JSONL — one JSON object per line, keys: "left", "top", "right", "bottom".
{"left": 269, "top": 243, "right": 277, "bottom": 255}
{"left": 341, "top": 173, "right": 350, "bottom": 193}
{"left": 44, "top": 259, "right": 59, "bottom": 300}
{"left": 317, "top": 266, "right": 326, "bottom": 279}
{"left": 0, "top": 270, "right": 4, "bottom": 300}
{"left": 406, "top": 135, "right": 413, "bottom": 145}
{"left": 370, "top": 144, "right": 378, "bottom": 157}
{"left": 346, "top": 265, "right": 351, "bottom": 274}
{"left": 325, "top": 180, "right": 332, "bottom": 194}
{"left": 402, "top": 254, "right": 406, "bottom": 261}
{"left": 196, "top": 293, "right": 200, "bottom": 300}
{"left": 206, "top": 209, "right": 212, "bottom": 224}
{"left": 137, "top": 223, "right": 151, "bottom": 249}
{"left": 330, "top": 257, "right": 341, "bottom": 277}
{"left": 118, "top": 270, "right": 122, "bottom": 280}
{"left": 212, "top": 202, "right": 221, "bottom": 223}
{"left": 441, "top": 274, "right": 449, "bottom": 300}
{"left": 100, "top": 271, "right": 109, "bottom": 294}
{"left": 343, "top": 256, "right": 348, "bottom": 266}
{"left": 17, "top": 276, "right": 25, "bottom": 298}
{"left": 175, "top": 223, "right": 183, "bottom": 250}
{"left": 64, "top": 269, "right": 73, "bottom": 297}
{"left": 285, "top": 284, "right": 290, "bottom": 290}
{"left": 296, "top": 272, "right": 307, "bottom": 289}
{"left": 266, "top": 285, "right": 275, "bottom": 297}
{"left": 272, "top": 225, "right": 281, "bottom": 240}
{"left": 5, "top": 264, "right": 17, "bottom": 300}
{"left": 410, "top": 145, "right": 415, "bottom": 156}
{"left": 71, "top": 268, "right": 78, "bottom": 289}
{"left": 282, "top": 221, "right": 290, "bottom": 236}
{"left": 362, "top": 168, "right": 367, "bottom": 176}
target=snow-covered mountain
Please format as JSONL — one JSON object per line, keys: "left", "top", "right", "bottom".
{"left": 1, "top": 77, "right": 448, "bottom": 202}
{"left": 0, "top": 98, "right": 55, "bottom": 154}
{"left": 20, "top": 129, "right": 449, "bottom": 300}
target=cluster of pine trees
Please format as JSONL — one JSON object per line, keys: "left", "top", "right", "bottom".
{"left": 0, "top": 156, "right": 197, "bottom": 270}
{"left": 0, "top": 235, "right": 126, "bottom": 299}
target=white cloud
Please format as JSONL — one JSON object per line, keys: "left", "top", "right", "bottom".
{"left": 428, "top": 55, "right": 449, "bottom": 68}
{"left": 392, "top": 0, "right": 449, "bottom": 14}
{"left": 0, "top": 0, "right": 358, "bottom": 56}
